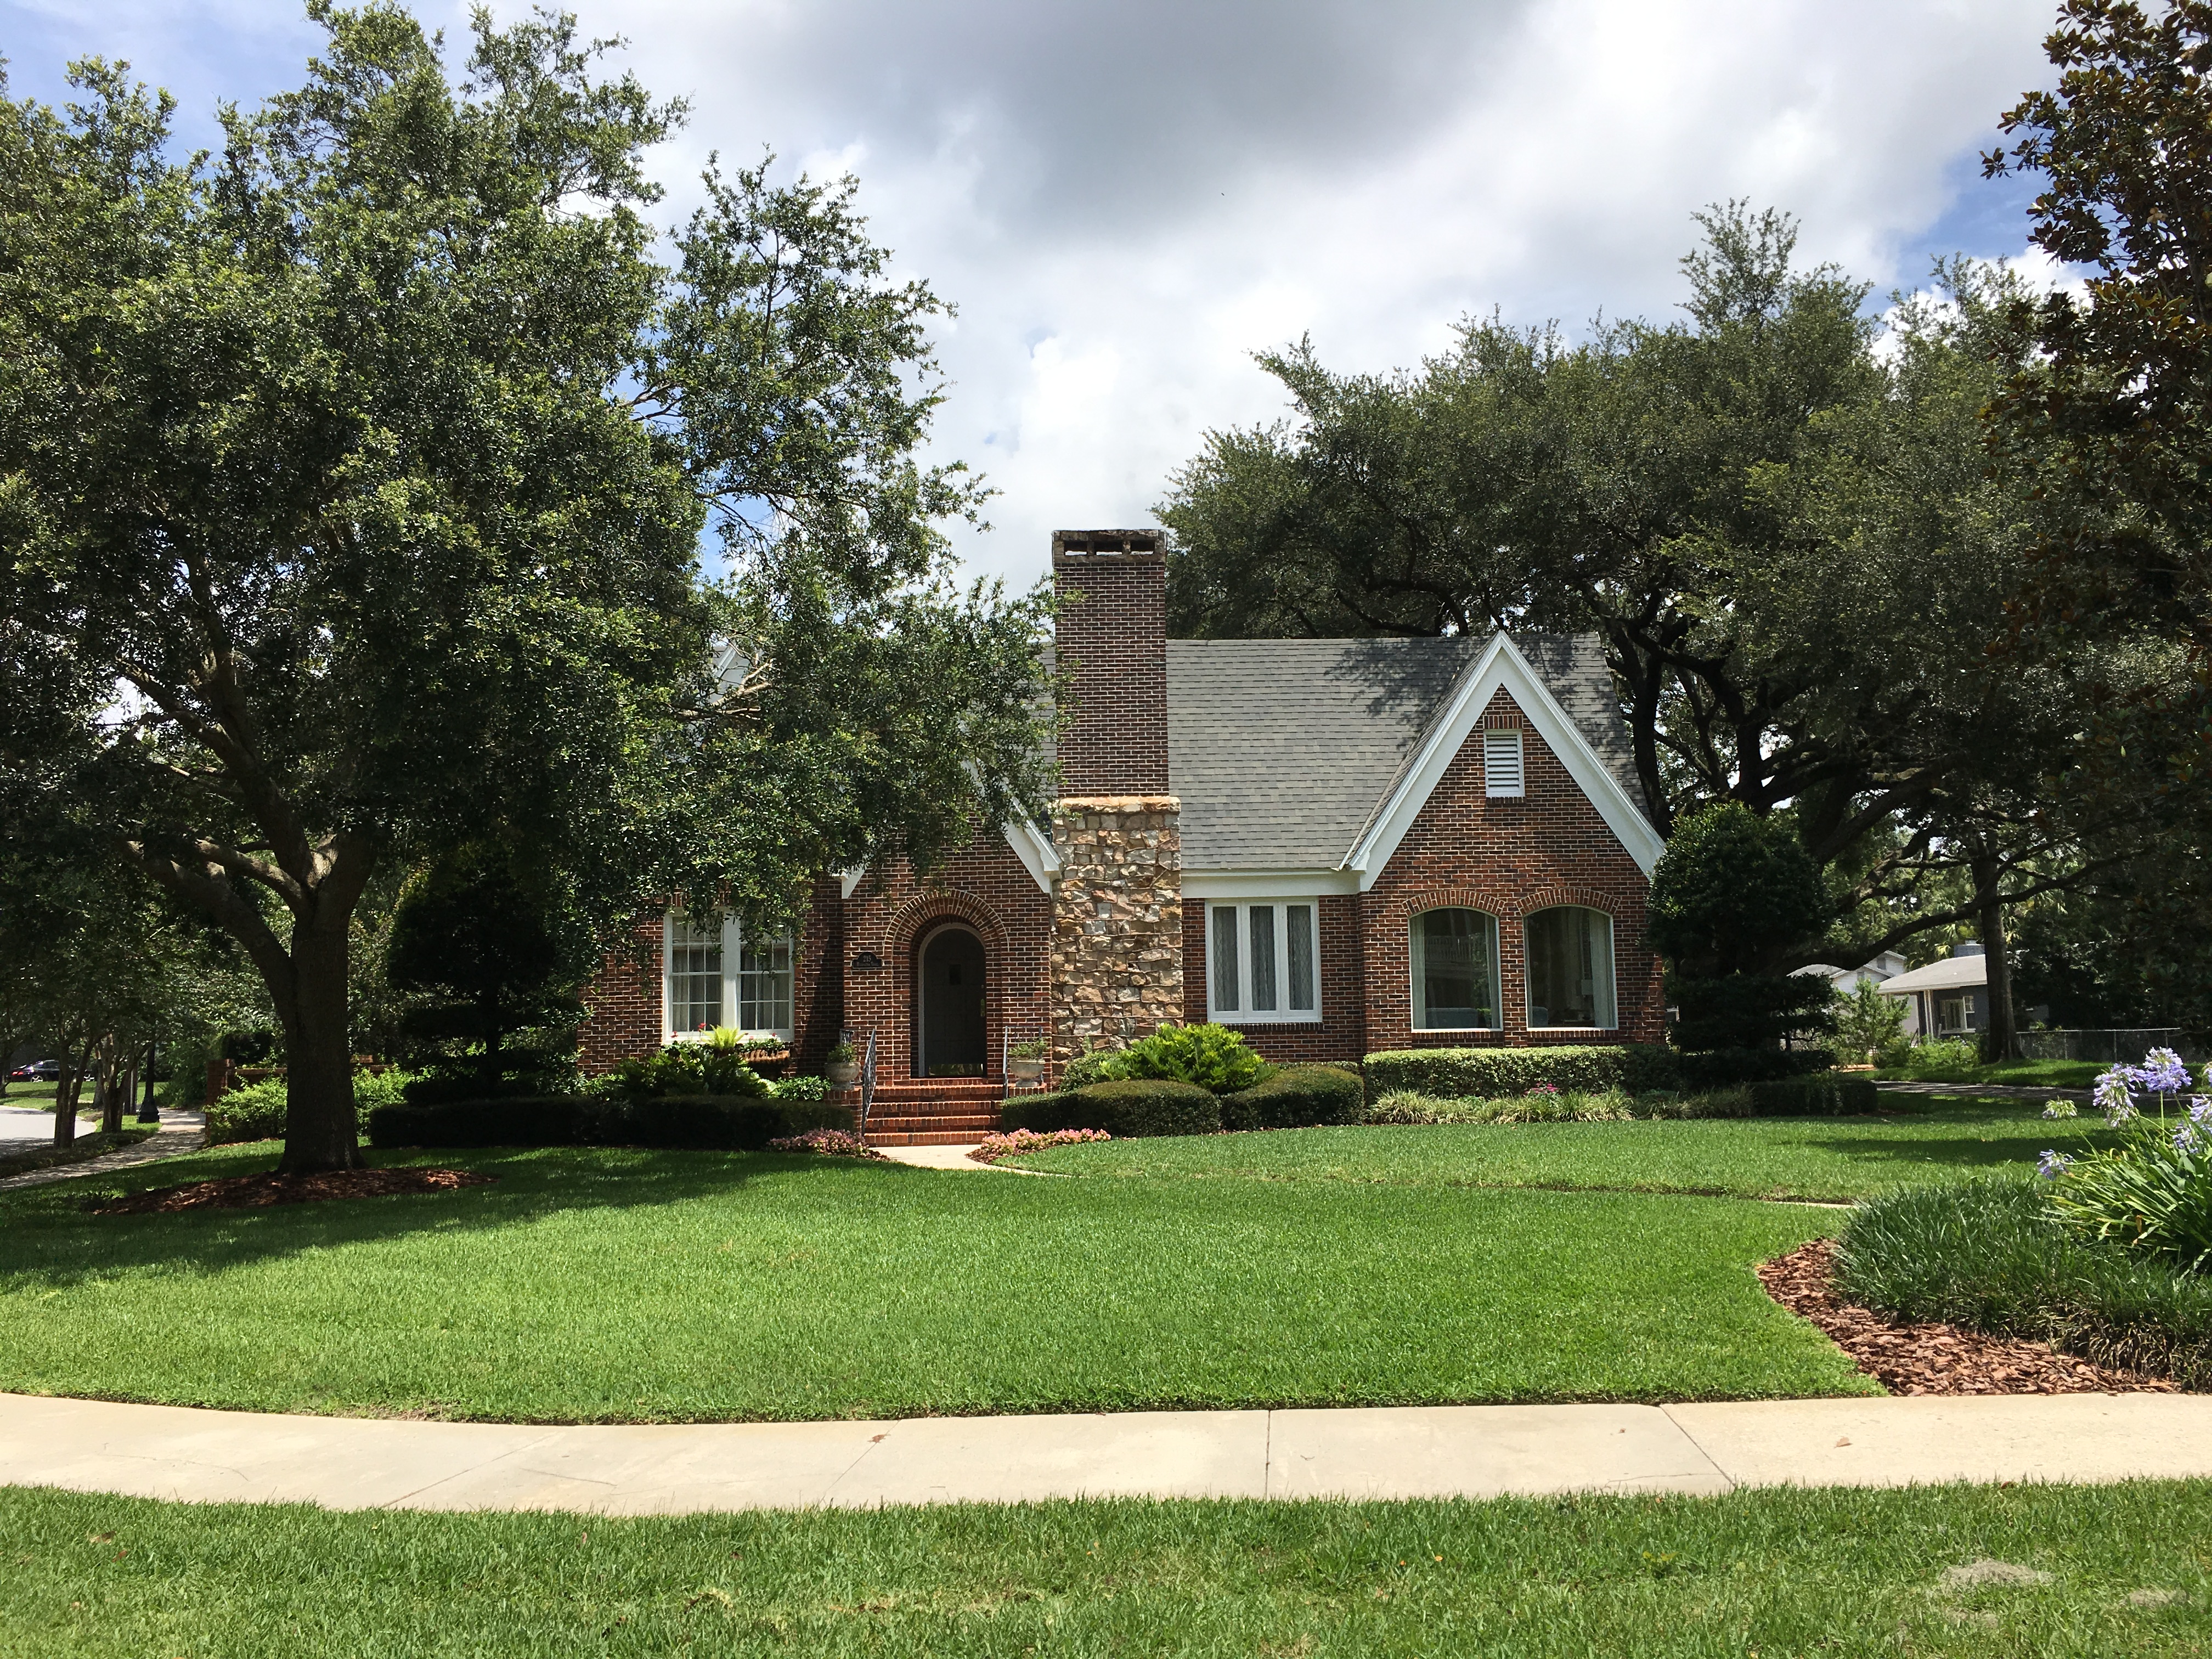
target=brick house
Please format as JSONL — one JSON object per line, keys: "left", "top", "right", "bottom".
{"left": 578, "top": 528, "right": 1666, "bottom": 1141}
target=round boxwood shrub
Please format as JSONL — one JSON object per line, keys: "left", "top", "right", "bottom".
{"left": 1001, "top": 1079, "right": 1219, "bottom": 1138}
{"left": 1221, "top": 1064, "right": 1364, "bottom": 1130}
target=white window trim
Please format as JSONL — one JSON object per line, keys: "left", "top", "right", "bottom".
{"left": 663, "top": 913, "right": 796, "bottom": 1043}
{"left": 1522, "top": 906, "right": 1618, "bottom": 1032}
{"left": 1409, "top": 907, "right": 1503, "bottom": 1033}
{"left": 1204, "top": 899, "right": 1323, "bottom": 1025}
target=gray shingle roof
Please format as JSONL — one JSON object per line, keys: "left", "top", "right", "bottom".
{"left": 1164, "top": 632, "right": 1645, "bottom": 872}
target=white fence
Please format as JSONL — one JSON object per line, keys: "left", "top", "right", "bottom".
{"left": 2010, "top": 1028, "right": 2205, "bottom": 1065}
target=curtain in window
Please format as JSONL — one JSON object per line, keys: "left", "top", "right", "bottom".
{"left": 1410, "top": 909, "right": 1498, "bottom": 1030}
{"left": 1212, "top": 904, "right": 1240, "bottom": 1012}
{"left": 1286, "top": 904, "right": 1314, "bottom": 1012}
{"left": 668, "top": 916, "right": 723, "bottom": 1034}
{"left": 1525, "top": 906, "right": 1616, "bottom": 1028}
{"left": 1248, "top": 905, "right": 1277, "bottom": 1012}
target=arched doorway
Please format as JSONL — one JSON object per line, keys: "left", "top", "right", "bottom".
{"left": 915, "top": 923, "right": 987, "bottom": 1076}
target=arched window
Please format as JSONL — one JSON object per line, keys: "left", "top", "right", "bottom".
{"left": 1410, "top": 909, "right": 1500, "bottom": 1031}
{"left": 1525, "top": 906, "right": 1616, "bottom": 1029}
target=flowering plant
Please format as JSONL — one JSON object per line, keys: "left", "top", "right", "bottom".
{"left": 969, "top": 1126, "right": 1110, "bottom": 1164}
{"left": 767, "top": 1127, "right": 884, "bottom": 1159}
{"left": 2040, "top": 1050, "right": 2212, "bottom": 1273}
{"left": 1524, "top": 1082, "right": 1561, "bottom": 1097}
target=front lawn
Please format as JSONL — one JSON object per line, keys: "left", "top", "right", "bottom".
{"left": 0, "top": 1142, "right": 1864, "bottom": 1421}
{"left": 1012, "top": 1102, "right": 2113, "bottom": 1203}
{"left": 7, "top": 1480, "right": 2208, "bottom": 1656}
{"left": 1874, "top": 1057, "right": 2106, "bottom": 1090}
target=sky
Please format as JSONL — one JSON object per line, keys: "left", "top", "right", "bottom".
{"left": 1, "top": 0, "right": 2059, "bottom": 589}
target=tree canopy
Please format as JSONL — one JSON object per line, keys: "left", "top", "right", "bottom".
{"left": 0, "top": 4, "right": 1054, "bottom": 1170}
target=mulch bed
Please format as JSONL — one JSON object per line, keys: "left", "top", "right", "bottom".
{"left": 93, "top": 1167, "right": 496, "bottom": 1215}
{"left": 1759, "top": 1237, "right": 2175, "bottom": 1395}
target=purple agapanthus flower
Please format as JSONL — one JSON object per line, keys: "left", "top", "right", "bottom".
{"left": 2042, "top": 1098, "right": 2079, "bottom": 1120}
{"left": 2037, "top": 1149, "right": 2073, "bottom": 1180}
{"left": 2134, "top": 1047, "right": 2192, "bottom": 1095}
{"left": 2093, "top": 1067, "right": 2138, "bottom": 1125}
{"left": 2174, "top": 1120, "right": 2207, "bottom": 1155}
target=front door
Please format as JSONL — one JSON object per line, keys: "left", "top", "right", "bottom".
{"left": 917, "top": 926, "right": 987, "bottom": 1076}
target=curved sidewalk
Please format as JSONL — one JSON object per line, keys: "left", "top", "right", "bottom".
{"left": 2, "top": 1391, "right": 2205, "bottom": 1515}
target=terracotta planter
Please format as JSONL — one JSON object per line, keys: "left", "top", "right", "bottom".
{"left": 826, "top": 1060, "right": 859, "bottom": 1086}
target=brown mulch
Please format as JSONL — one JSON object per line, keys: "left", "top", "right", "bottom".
{"left": 92, "top": 1167, "right": 496, "bottom": 1215}
{"left": 1759, "top": 1237, "right": 2176, "bottom": 1396}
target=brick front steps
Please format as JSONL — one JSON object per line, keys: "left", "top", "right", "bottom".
{"left": 858, "top": 1079, "right": 1003, "bottom": 1147}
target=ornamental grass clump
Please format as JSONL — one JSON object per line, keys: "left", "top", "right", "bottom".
{"left": 2036, "top": 1049, "right": 2212, "bottom": 1274}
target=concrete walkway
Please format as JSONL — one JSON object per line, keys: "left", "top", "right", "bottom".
{"left": 1, "top": 1391, "right": 2205, "bottom": 1515}
{"left": 0, "top": 1111, "right": 206, "bottom": 1194}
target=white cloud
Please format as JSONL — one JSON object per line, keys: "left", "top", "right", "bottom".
{"left": 1, "top": 0, "right": 2062, "bottom": 589}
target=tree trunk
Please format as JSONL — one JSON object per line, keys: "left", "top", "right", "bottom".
{"left": 1972, "top": 846, "right": 2016, "bottom": 1065}
{"left": 52, "top": 1042, "right": 86, "bottom": 1146}
{"left": 276, "top": 915, "right": 363, "bottom": 1174}
{"left": 99, "top": 1042, "right": 124, "bottom": 1136}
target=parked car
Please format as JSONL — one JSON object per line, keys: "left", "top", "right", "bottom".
{"left": 7, "top": 1059, "right": 61, "bottom": 1082}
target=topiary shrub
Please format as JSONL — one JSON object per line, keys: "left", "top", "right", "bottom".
{"left": 1675, "top": 1047, "right": 1835, "bottom": 1088}
{"left": 1745, "top": 1073, "right": 1881, "bottom": 1115}
{"left": 1005, "top": 1079, "right": 1219, "bottom": 1138}
{"left": 1361, "top": 1044, "right": 1677, "bottom": 1102}
{"left": 1221, "top": 1064, "right": 1364, "bottom": 1130}
{"left": 1117, "top": 1023, "right": 1263, "bottom": 1093}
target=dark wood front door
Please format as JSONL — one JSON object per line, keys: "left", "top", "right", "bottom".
{"left": 916, "top": 926, "right": 987, "bottom": 1076}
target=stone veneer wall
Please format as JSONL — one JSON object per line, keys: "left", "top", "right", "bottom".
{"left": 1051, "top": 795, "right": 1184, "bottom": 1061}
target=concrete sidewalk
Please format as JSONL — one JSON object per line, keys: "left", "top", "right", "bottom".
{"left": 0, "top": 1112, "right": 206, "bottom": 1193}
{"left": 2, "top": 1391, "right": 2204, "bottom": 1515}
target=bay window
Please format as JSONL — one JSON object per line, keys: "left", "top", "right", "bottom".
{"left": 1206, "top": 900, "right": 1320, "bottom": 1023}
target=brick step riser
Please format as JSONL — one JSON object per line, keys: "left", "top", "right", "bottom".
{"left": 861, "top": 1119, "right": 1001, "bottom": 1135}
{"left": 866, "top": 1130, "right": 994, "bottom": 1147}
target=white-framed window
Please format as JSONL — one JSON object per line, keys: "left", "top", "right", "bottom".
{"left": 1483, "top": 728, "right": 1525, "bottom": 797}
{"left": 664, "top": 913, "right": 795, "bottom": 1041}
{"left": 1206, "top": 900, "right": 1321, "bottom": 1024}
{"left": 1525, "top": 906, "right": 1616, "bottom": 1030}
{"left": 1410, "top": 907, "right": 1502, "bottom": 1030}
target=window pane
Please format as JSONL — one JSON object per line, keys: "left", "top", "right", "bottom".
{"left": 738, "top": 933, "right": 793, "bottom": 1036}
{"left": 1527, "top": 906, "right": 1613, "bottom": 1028}
{"left": 1286, "top": 905, "right": 1314, "bottom": 1012}
{"left": 1414, "top": 909, "right": 1496, "bottom": 1030}
{"left": 668, "top": 915, "right": 723, "bottom": 1034}
{"left": 1249, "top": 905, "right": 1277, "bottom": 1012}
{"left": 1211, "top": 904, "right": 1239, "bottom": 1012}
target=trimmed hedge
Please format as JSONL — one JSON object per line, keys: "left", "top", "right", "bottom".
{"left": 1222, "top": 1065, "right": 1365, "bottom": 1131}
{"left": 998, "top": 1079, "right": 1220, "bottom": 1138}
{"left": 1677, "top": 1047, "right": 1836, "bottom": 1088}
{"left": 1745, "top": 1073, "right": 1881, "bottom": 1116}
{"left": 1361, "top": 1043, "right": 1679, "bottom": 1101}
{"left": 366, "top": 1095, "right": 851, "bottom": 1151}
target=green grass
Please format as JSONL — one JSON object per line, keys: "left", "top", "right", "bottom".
{"left": 0, "top": 1141, "right": 1866, "bottom": 1421}
{"left": 1874, "top": 1058, "right": 2104, "bottom": 1089}
{"left": 6, "top": 1480, "right": 2210, "bottom": 1656}
{"left": 1013, "top": 1102, "right": 2115, "bottom": 1203}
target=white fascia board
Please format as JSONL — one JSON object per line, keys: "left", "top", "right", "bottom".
{"left": 837, "top": 867, "right": 867, "bottom": 900}
{"left": 1183, "top": 869, "right": 1361, "bottom": 899}
{"left": 1003, "top": 819, "right": 1060, "bottom": 895}
{"left": 1343, "top": 633, "right": 1666, "bottom": 885}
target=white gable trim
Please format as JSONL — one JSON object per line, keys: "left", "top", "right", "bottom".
{"left": 1184, "top": 868, "right": 1361, "bottom": 899}
{"left": 1342, "top": 633, "right": 1665, "bottom": 883}
{"left": 836, "top": 820, "right": 1060, "bottom": 901}
{"left": 1003, "top": 818, "right": 1061, "bottom": 894}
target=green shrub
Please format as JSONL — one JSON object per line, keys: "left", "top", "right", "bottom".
{"left": 1057, "top": 1048, "right": 1124, "bottom": 1091}
{"left": 1362, "top": 1044, "right": 1678, "bottom": 1101}
{"left": 1837, "top": 1174, "right": 2212, "bottom": 1386}
{"left": 1634, "top": 1087, "right": 1754, "bottom": 1120}
{"left": 608, "top": 1040, "right": 769, "bottom": 1101}
{"left": 1745, "top": 1073, "right": 1880, "bottom": 1116}
{"left": 1895, "top": 1038, "right": 1982, "bottom": 1080}
{"left": 366, "top": 1094, "right": 849, "bottom": 1150}
{"left": 1673, "top": 1047, "right": 1834, "bottom": 1088}
{"left": 1364, "top": 1086, "right": 1749, "bottom": 1124}
{"left": 1117, "top": 1023, "right": 1263, "bottom": 1094}
{"left": 206, "top": 1071, "right": 403, "bottom": 1145}
{"left": 351, "top": 1069, "right": 411, "bottom": 1113}
{"left": 1001, "top": 1079, "right": 1219, "bottom": 1138}
{"left": 771, "top": 1073, "right": 829, "bottom": 1102}
{"left": 1220, "top": 1064, "right": 1364, "bottom": 1130}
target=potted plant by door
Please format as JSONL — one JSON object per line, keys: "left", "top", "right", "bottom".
{"left": 825, "top": 1041, "right": 859, "bottom": 1086}
{"left": 1006, "top": 1039, "right": 1048, "bottom": 1083}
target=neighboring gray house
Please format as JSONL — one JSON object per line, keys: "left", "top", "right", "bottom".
{"left": 1876, "top": 944, "right": 1989, "bottom": 1039}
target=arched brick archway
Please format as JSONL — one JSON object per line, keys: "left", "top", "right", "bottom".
{"left": 850, "top": 890, "right": 1017, "bottom": 1082}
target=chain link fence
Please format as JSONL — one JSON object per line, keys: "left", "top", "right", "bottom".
{"left": 2011, "top": 1028, "right": 2207, "bottom": 1065}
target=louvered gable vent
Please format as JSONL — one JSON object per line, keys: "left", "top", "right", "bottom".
{"left": 1483, "top": 728, "right": 1525, "bottom": 797}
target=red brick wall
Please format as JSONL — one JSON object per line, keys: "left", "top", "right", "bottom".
{"left": 1182, "top": 894, "right": 1367, "bottom": 1063}
{"left": 837, "top": 827, "right": 1055, "bottom": 1082}
{"left": 1054, "top": 531, "right": 1169, "bottom": 794}
{"left": 1359, "top": 689, "right": 1664, "bottom": 1053}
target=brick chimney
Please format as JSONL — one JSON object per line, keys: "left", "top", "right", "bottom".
{"left": 1052, "top": 528, "right": 1169, "bottom": 794}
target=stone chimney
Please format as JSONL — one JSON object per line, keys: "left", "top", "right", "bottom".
{"left": 1048, "top": 530, "right": 1182, "bottom": 1060}
{"left": 1053, "top": 529, "right": 1169, "bottom": 795}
